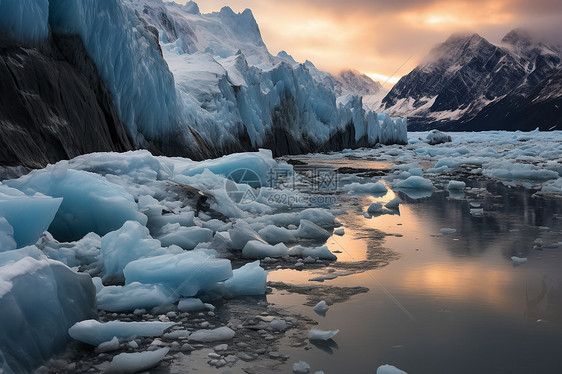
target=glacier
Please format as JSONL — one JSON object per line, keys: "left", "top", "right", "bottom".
{"left": 1, "top": 0, "right": 406, "bottom": 168}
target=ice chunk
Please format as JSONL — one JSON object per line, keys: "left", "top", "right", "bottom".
{"left": 0, "top": 256, "right": 96, "bottom": 373}
{"left": 36, "top": 232, "right": 101, "bottom": 272}
{"left": 178, "top": 298, "right": 205, "bottom": 312}
{"left": 258, "top": 225, "right": 297, "bottom": 244}
{"left": 377, "top": 364, "right": 408, "bottom": 374}
{"left": 395, "top": 176, "right": 433, "bottom": 190}
{"left": 309, "top": 328, "right": 339, "bottom": 340}
{"left": 6, "top": 167, "right": 146, "bottom": 241}
{"left": 242, "top": 240, "right": 288, "bottom": 259}
{"left": 97, "top": 283, "right": 177, "bottom": 312}
{"left": 189, "top": 326, "right": 235, "bottom": 342}
{"left": 367, "top": 202, "right": 384, "bottom": 214}
{"left": 101, "top": 221, "right": 179, "bottom": 282}
{"left": 511, "top": 256, "right": 528, "bottom": 266}
{"left": 470, "top": 208, "right": 484, "bottom": 216}
{"left": 68, "top": 320, "right": 175, "bottom": 346}
{"left": 447, "top": 180, "right": 466, "bottom": 190}
{"left": 0, "top": 218, "right": 16, "bottom": 251}
{"left": 288, "top": 246, "right": 336, "bottom": 260}
{"left": 124, "top": 251, "right": 232, "bottom": 297}
{"left": 295, "top": 220, "right": 331, "bottom": 241}
{"left": 97, "top": 336, "right": 120, "bottom": 353}
{"left": 385, "top": 198, "right": 401, "bottom": 209}
{"left": 229, "top": 220, "right": 267, "bottom": 250}
{"left": 440, "top": 228, "right": 457, "bottom": 234}
{"left": 223, "top": 260, "right": 267, "bottom": 296}
{"left": 313, "top": 300, "right": 329, "bottom": 314}
{"left": 0, "top": 183, "right": 62, "bottom": 248}
{"left": 343, "top": 182, "right": 387, "bottom": 194}
{"left": 334, "top": 228, "right": 345, "bottom": 236}
{"left": 157, "top": 224, "right": 213, "bottom": 250}
{"left": 269, "top": 319, "right": 287, "bottom": 331}
{"left": 107, "top": 348, "right": 169, "bottom": 374}
{"left": 293, "top": 361, "right": 311, "bottom": 374}
{"left": 426, "top": 129, "right": 451, "bottom": 145}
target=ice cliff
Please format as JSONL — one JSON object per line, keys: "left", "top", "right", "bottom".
{"left": 0, "top": 0, "right": 406, "bottom": 167}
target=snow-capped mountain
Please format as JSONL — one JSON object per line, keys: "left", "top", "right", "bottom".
{"left": 380, "top": 29, "right": 562, "bottom": 130}
{"left": 0, "top": 0, "right": 406, "bottom": 168}
{"left": 333, "top": 69, "right": 384, "bottom": 97}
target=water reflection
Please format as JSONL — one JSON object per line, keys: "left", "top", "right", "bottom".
{"left": 269, "top": 177, "right": 562, "bottom": 373}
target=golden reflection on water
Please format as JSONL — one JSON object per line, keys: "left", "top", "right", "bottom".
{"left": 271, "top": 185, "right": 531, "bottom": 317}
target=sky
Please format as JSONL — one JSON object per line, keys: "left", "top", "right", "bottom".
{"left": 190, "top": 0, "right": 562, "bottom": 86}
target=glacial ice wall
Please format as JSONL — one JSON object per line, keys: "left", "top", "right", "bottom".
{"left": 48, "top": 0, "right": 181, "bottom": 145}
{"left": 0, "top": 0, "right": 49, "bottom": 45}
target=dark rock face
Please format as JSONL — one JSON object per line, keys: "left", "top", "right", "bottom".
{"left": 382, "top": 30, "right": 562, "bottom": 131}
{"left": 453, "top": 67, "right": 562, "bottom": 131}
{"left": 0, "top": 36, "right": 132, "bottom": 168}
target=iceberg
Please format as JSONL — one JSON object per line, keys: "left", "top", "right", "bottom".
{"left": 0, "top": 253, "right": 96, "bottom": 373}
{"left": 222, "top": 260, "right": 268, "bottom": 296}
{"left": 0, "top": 183, "right": 62, "bottom": 248}
{"left": 5, "top": 165, "right": 147, "bottom": 241}
{"left": 123, "top": 251, "right": 233, "bottom": 297}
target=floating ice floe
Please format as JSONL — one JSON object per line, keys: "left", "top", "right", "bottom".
{"left": 188, "top": 326, "right": 235, "bottom": 342}
{"left": 107, "top": 347, "right": 169, "bottom": 373}
{"left": 288, "top": 246, "right": 337, "bottom": 260}
{"left": 334, "top": 228, "right": 345, "bottom": 236}
{"left": 293, "top": 360, "right": 311, "bottom": 374}
{"left": 511, "top": 256, "right": 528, "bottom": 266}
{"left": 313, "top": 300, "right": 329, "bottom": 314}
{"left": 395, "top": 176, "right": 433, "bottom": 190}
{"left": 440, "top": 228, "right": 457, "bottom": 234}
{"left": 309, "top": 328, "right": 339, "bottom": 341}
{"left": 343, "top": 182, "right": 387, "bottom": 194}
{"left": 385, "top": 198, "right": 401, "bottom": 209}
{"left": 68, "top": 320, "right": 175, "bottom": 346}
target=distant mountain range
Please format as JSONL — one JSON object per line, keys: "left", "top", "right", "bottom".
{"left": 379, "top": 29, "right": 562, "bottom": 131}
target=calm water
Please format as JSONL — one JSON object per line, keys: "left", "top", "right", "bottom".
{"left": 269, "top": 173, "right": 562, "bottom": 373}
